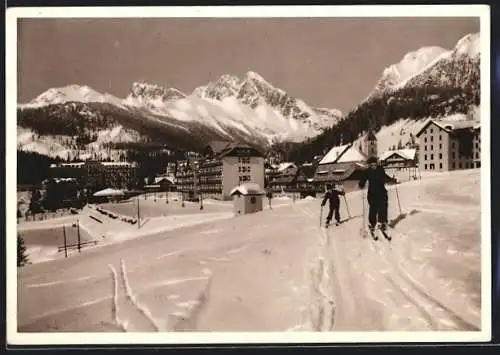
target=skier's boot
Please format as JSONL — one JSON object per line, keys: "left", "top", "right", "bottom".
{"left": 369, "top": 224, "right": 378, "bottom": 240}
{"left": 380, "top": 223, "right": 391, "bottom": 240}
{"left": 335, "top": 220, "right": 340, "bottom": 226}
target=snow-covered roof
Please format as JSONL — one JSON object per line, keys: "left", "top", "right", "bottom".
{"left": 380, "top": 148, "right": 417, "bottom": 161}
{"left": 277, "top": 162, "right": 297, "bottom": 172}
{"left": 51, "top": 162, "right": 85, "bottom": 168}
{"left": 53, "top": 177, "right": 77, "bottom": 183}
{"left": 319, "top": 144, "right": 350, "bottom": 165}
{"left": 93, "top": 188, "right": 125, "bottom": 197}
{"left": 154, "top": 176, "right": 175, "bottom": 184}
{"left": 319, "top": 143, "right": 367, "bottom": 165}
{"left": 101, "top": 162, "right": 136, "bottom": 167}
{"left": 416, "top": 119, "right": 479, "bottom": 137}
{"left": 229, "top": 183, "right": 265, "bottom": 196}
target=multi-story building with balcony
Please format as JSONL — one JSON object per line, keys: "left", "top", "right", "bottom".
{"left": 415, "top": 119, "right": 480, "bottom": 172}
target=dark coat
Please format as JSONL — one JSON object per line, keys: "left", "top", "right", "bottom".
{"left": 358, "top": 165, "right": 392, "bottom": 202}
{"left": 321, "top": 188, "right": 345, "bottom": 207}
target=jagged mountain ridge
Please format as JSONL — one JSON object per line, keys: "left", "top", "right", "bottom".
{"left": 18, "top": 71, "right": 343, "bottom": 160}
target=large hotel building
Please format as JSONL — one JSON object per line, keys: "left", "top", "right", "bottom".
{"left": 415, "top": 119, "right": 480, "bottom": 172}
{"left": 175, "top": 141, "right": 265, "bottom": 201}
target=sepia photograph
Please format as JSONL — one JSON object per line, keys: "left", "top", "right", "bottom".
{"left": 6, "top": 5, "right": 491, "bottom": 345}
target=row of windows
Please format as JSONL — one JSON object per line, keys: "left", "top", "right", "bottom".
{"left": 239, "top": 175, "right": 251, "bottom": 183}
{"left": 201, "top": 166, "right": 223, "bottom": 174}
{"left": 238, "top": 157, "right": 251, "bottom": 164}
{"left": 424, "top": 135, "right": 443, "bottom": 143}
{"left": 424, "top": 153, "right": 442, "bottom": 161}
{"left": 238, "top": 166, "right": 252, "bottom": 173}
{"left": 424, "top": 161, "right": 478, "bottom": 170}
{"left": 423, "top": 151, "right": 480, "bottom": 161}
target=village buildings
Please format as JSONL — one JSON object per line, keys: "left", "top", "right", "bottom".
{"left": 49, "top": 161, "right": 138, "bottom": 192}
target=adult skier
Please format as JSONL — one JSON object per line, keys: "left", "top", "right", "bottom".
{"left": 321, "top": 183, "right": 345, "bottom": 227}
{"left": 358, "top": 156, "right": 393, "bottom": 233}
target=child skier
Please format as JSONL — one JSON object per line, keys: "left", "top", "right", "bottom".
{"left": 321, "top": 183, "right": 345, "bottom": 227}
{"left": 358, "top": 156, "right": 392, "bottom": 233}
{"left": 265, "top": 186, "right": 273, "bottom": 210}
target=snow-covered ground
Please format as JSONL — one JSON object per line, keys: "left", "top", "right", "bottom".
{"left": 16, "top": 169, "right": 482, "bottom": 336}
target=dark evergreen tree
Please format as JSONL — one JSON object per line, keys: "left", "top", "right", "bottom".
{"left": 17, "top": 233, "right": 29, "bottom": 267}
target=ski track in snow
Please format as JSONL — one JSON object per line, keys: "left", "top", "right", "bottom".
{"left": 295, "top": 189, "right": 480, "bottom": 332}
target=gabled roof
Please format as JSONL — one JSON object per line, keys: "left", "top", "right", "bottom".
{"left": 277, "top": 162, "right": 297, "bottom": 172}
{"left": 319, "top": 143, "right": 367, "bottom": 165}
{"left": 364, "top": 129, "right": 377, "bottom": 142}
{"left": 415, "top": 119, "right": 479, "bottom": 137}
{"left": 230, "top": 183, "right": 265, "bottom": 196}
{"left": 154, "top": 176, "right": 175, "bottom": 184}
{"left": 205, "top": 140, "right": 233, "bottom": 156}
{"left": 207, "top": 141, "right": 265, "bottom": 159}
{"left": 379, "top": 148, "right": 417, "bottom": 162}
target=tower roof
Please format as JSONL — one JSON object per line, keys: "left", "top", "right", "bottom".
{"left": 364, "top": 129, "right": 377, "bottom": 142}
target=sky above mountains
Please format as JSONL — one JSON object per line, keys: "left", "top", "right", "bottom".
{"left": 17, "top": 17, "right": 479, "bottom": 113}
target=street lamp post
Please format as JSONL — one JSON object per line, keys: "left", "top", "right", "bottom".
{"left": 199, "top": 164, "right": 204, "bottom": 211}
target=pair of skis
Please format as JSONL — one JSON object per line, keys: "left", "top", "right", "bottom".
{"left": 367, "top": 225, "right": 392, "bottom": 242}
{"left": 360, "top": 190, "right": 392, "bottom": 242}
{"left": 324, "top": 219, "right": 349, "bottom": 228}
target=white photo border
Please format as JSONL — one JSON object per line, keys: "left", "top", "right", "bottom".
{"left": 5, "top": 4, "right": 492, "bottom": 345}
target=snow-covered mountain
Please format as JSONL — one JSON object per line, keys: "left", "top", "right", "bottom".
{"left": 372, "top": 46, "right": 448, "bottom": 95}
{"left": 287, "top": 32, "right": 481, "bottom": 164}
{"left": 18, "top": 72, "right": 342, "bottom": 159}
{"left": 368, "top": 32, "right": 480, "bottom": 98}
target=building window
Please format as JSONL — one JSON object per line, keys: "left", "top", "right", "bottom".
{"left": 476, "top": 153, "right": 479, "bottom": 159}
{"left": 430, "top": 163, "right": 435, "bottom": 170}
{"left": 439, "top": 153, "right": 442, "bottom": 159}
{"left": 439, "top": 144, "right": 442, "bottom": 149}
{"left": 439, "top": 135, "right": 442, "bottom": 140}
{"left": 431, "top": 145, "right": 433, "bottom": 151}
{"left": 431, "top": 136, "right": 434, "bottom": 142}
{"left": 439, "top": 163, "right": 443, "bottom": 169}
{"left": 424, "top": 145, "right": 427, "bottom": 151}
{"left": 424, "top": 164, "right": 427, "bottom": 170}
{"left": 452, "top": 141, "right": 455, "bottom": 148}
{"left": 424, "top": 154, "right": 427, "bottom": 161}
{"left": 425, "top": 137, "right": 427, "bottom": 143}
{"left": 250, "top": 196, "right": 256, "bottom": 204}
{"left": 452, "top": 163, "right": 455, "bottom": 169}
{"left": 430, "top": 154, "right": 434, "bottom": 160}
{"left": 430, "top": 128, "right": 433, "bottom": 133}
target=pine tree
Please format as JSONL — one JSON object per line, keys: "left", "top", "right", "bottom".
{"left": 17, "top": 233, "right": 29, "bottom": 267}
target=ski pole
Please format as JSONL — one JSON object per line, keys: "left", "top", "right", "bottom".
{"left": 320, "top": 205, "right": 323, "bottom": 227}
{"left": 394, "top": 184, "right": 402, "bottom": 215}
{"left": 343, "top": 195, "right": 351, "bottom": 219}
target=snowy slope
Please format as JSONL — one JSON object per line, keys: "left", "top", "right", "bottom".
{"left": 17, "top": 170, "right": 481, "bottom": 334}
